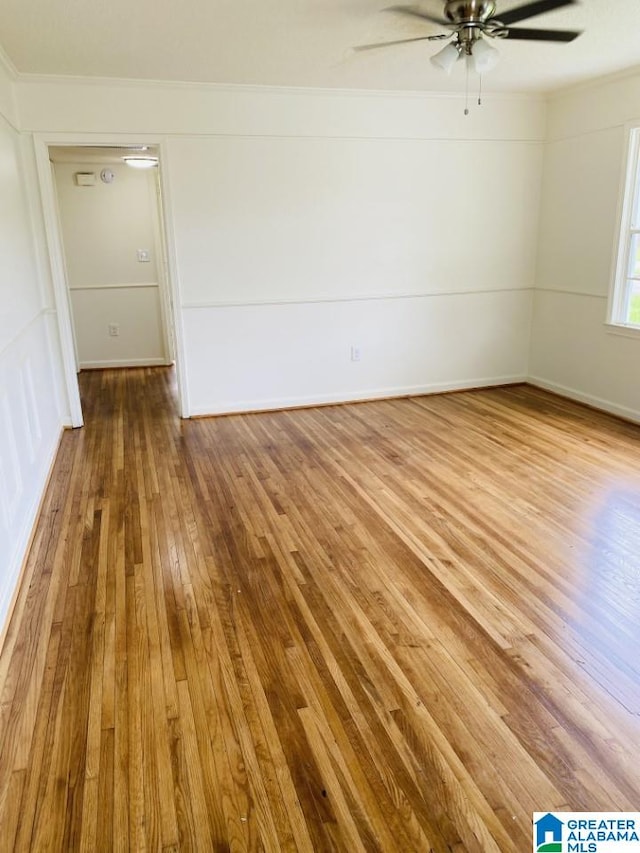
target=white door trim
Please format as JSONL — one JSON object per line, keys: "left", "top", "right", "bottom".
{"left": 32, "top": 132, "right": 190, "bottom": 420}
{"left": 33, "top": 136, "right": 83, "bottom": 427}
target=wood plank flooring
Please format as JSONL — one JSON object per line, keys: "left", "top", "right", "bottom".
{"left": 1, "top": 367, "right": 640, "bottom": 851}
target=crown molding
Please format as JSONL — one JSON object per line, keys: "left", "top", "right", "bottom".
{"left": 0, "top": 45, "right": 18, "bottom": 80}
{"left": 14, "top": 71, "right": 545, "bottom": 103}
{"left": 0, "top": 46, "right": 19, "bottom": 128}
{"left": 548, "top": 62, "right": 640, "bottom": 101}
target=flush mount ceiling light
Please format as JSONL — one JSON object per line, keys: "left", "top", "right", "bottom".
{"left": 355, "top": 0, "right": 582, "bottom": 111}
{"left": 123, "top": 156, "right": 158, "bottom": 169}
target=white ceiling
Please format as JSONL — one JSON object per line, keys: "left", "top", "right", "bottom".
{"left": 1, "top": 1, "right": 639, "bottom": 94}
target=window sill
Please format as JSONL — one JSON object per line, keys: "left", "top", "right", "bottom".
{"left": 604, "top": 322, "right": 640, "bottom": 339}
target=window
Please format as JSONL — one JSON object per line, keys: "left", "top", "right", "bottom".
{"left": 611, "top": 127, "right": 640, "bottom": 329}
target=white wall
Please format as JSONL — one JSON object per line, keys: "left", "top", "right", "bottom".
{"left": 169, "top": 132, "right": 540, "bottom": 413}
{"left": 53, "top": 160, "right": 167, "bottom": 367}
{"left": 0, "top": 58, "right": 65, "bottom": 638}
{"left": 168, "top": 121, "right": 541, "bottom": 414}
{"left": 16, "top": 77, "right": 545, "bottom": 414}
{"left": 530, "top": 70, "right": 640, "bottom": 421}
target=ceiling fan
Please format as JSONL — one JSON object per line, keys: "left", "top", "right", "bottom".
{"left": 355, "top": 0, "right": 582, "bottom": 75}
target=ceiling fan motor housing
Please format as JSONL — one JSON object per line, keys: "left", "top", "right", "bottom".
{"left": 444, "top": 0, "right": 497, "bottom": 23}
{"left": 353, "top": 1, "right": 581, "bottom": 59}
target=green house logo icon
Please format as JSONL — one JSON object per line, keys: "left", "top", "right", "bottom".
{"left": 535, "top": 814, "right": 564, "bottom": 852}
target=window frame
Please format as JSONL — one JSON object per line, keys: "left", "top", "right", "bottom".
{"left": 609, "top": 125, "right": 640, "bottom": 332}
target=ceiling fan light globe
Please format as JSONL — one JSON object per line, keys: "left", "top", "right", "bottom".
{"left": 471, "top": 38, "right": 500, "bottom": 72}
{"left": 430, "top": 43, "right": 460, "bottom": 73}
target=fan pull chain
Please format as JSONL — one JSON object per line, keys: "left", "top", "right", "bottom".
{"left": 464, "top": 57, "right": 470, "bottom": 116}
{"left": 478, "top": 73, "right": 483, "bottom": 107}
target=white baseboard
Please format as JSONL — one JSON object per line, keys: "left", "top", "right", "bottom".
{"left": 79, "top": 357, "right": 170, "bottom": 369}
{"left": 527, "top": 376, "right": 640, "bottom": 425}
{"left": 189, "top": 374, "right": 527, "bottom": 417}
{"left": 0, "top": 425, "right": 65, "bottom": 652}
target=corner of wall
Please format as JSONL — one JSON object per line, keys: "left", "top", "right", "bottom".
{"left": 0, "top": 44, "right": 19, "bottom": 130}
{"left": 524, "top": 91, "right": 551, "bottom": 381}
{"left": 528, "top": 66, "right": 640, "bottom": 422}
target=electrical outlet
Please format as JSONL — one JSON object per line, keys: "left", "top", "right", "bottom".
{"left": 350, "top": 345, "right": 361, "bottom": 362}
{"left": 108, "top": 323, "right": 120, "bottom": 337}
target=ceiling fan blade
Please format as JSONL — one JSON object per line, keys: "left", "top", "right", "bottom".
{"left": 384, "top": 5, "right": 449, "bottom": 26}
{"left": 503, "top": 26, "right": 581, "bottom": 41}
{"left": 353, "top": 34, "right": 448, "bottom": 51}
{"left": 496, "top": 0, "right": 577, "bottom": 26}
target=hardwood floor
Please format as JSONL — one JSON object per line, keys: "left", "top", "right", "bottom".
{"left": 1, "top": 368, "right": 640, "bottom": 851}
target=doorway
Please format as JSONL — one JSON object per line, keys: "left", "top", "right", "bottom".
{"left": 34, "top": 139, "right": 187, "bottom": 426}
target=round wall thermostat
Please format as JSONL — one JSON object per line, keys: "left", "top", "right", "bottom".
{"left": 100, "top": 168, "right": 115, "bottom": 184}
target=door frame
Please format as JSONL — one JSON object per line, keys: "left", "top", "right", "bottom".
{"left": 33, "top": 132, "right": 189, "bottom": 425}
